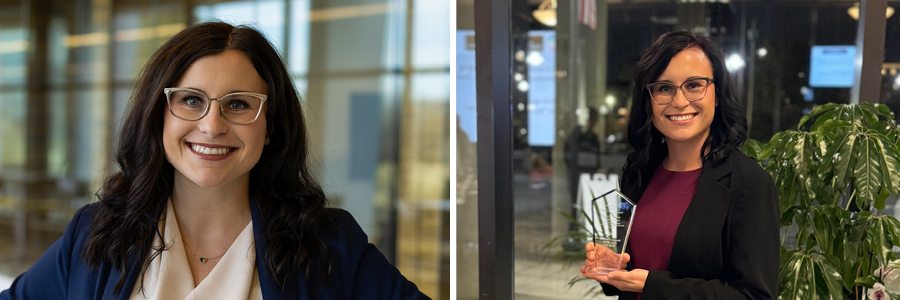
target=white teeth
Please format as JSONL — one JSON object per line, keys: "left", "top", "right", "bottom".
{"left": 668, "top": 114, "right": 696, "bottom": 121}
{"left": 190, "top": 144, "right": 232, "bottom": 155}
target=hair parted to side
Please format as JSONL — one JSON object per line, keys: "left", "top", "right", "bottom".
{"left": 622, "top": 31, "right": 747, "bottom": 193}
{"left": 82, "top": 21, "right": 333, "bottom": 294}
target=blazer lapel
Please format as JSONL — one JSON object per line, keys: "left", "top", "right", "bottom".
{"left": 250, "top": 197, "right": 306, "bottom": 299}
{"left": 110, "top": 246, "right": 144, "bottom": 300}
{"left": 667, "top": 154, "right": 733, "bottom": 279}
{"left": 108, "top": 197, "right": 305, "bottom": 300}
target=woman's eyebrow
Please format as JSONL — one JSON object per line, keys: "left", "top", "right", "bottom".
{"left": 182, "top": 87, "right": 254, "bottom": 95}
{"left": 651, "top": 75, "right": 712, "bottom": 83}
{"left": 182, "top": 86, "right": 208, "bottom": 94}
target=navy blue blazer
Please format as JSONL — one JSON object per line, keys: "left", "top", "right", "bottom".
{"left": 1, "top": 198, "right": 430, "bottom": 299}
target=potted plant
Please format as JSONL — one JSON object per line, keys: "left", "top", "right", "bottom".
{"left": 741, "top": 103, "right": 900, "bottom": 299}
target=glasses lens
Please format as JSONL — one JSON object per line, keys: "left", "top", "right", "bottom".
{"left": 650, "top": 83, "right": 676, "bottom": 103}
{"left": 220, "top": 94, "right": 264, "bottom": 123}
{"left": 683, "top": 79, "right": 710, "bottom": 100}
{"left": 168, "top": 90, "right": 208, "bottom": 120}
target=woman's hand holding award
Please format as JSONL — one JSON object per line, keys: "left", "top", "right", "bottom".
{"left": 584, "top": 189, "right": 636, "bottom": 275}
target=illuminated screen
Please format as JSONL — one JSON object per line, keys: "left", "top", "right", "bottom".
{"left": 809, "top": 45, "right": 856, "bottom": 88}
{"left": 527, "top": 30, "right": 556, "bottom": 147}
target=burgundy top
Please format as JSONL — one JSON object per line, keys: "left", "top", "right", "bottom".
{"left": 629, "top": 164, "right": 702, "bottom": 299}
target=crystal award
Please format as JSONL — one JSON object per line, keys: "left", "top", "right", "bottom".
{"left": 584, "top": 189, "right": 636, "bottom": 275}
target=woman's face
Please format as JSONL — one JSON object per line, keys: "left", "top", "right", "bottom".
{"left": 163, "top": 50, "right": 268, "bottom": 188}
{"left": 649, "top": 46, "right": 716, "bottom": 145}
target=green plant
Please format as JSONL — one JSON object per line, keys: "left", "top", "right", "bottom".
{"left": 741, "top": 103, "right": 900, "bottom": 300}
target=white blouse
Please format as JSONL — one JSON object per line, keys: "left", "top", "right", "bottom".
{"left": 129, "top": 200, "right": 263, "bottom": 300}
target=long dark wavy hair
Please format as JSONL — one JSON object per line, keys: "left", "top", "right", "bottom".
{"left": 621, "top": 31, "right": 747, "bottom": 196}
{"left": 82, "top": 22, "right": 333, "bottom": 294}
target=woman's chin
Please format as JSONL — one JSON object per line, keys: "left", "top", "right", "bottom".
{"left": 175, "top": 171, "right": 230, "bottom": 188}
{"left": 661, "top": 128, "right": 710, "bottom": 145}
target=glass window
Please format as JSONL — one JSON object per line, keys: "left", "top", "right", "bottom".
{"left": 455, "top": 0, "right": 477, "bottom": 298}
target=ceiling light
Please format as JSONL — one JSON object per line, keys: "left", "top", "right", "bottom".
{"left": 726, "top": 54, "right": 746, "bottom": 72}
{"left": 533, "top": 0, "right": 557, "bottom": 27}
{"left": 848, "top": 2, "right": 895, "bottom": 20}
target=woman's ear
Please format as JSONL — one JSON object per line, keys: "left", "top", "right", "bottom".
{"left": 265, "top": 126, "right": 274, "bottom": 145}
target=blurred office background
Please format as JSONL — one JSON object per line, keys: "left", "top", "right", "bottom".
{"left": 0, "top": 0, "right": 451, "bottom": 298}
{"left": 457, "top": 0, "right": 900, "bottom": 298}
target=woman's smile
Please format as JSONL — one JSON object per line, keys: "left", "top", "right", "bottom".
{"left": 665, "top": 113, "right": 698, "bottom": 123}
{"left": 185, "top": 142, "right": 238, "bottom": 161}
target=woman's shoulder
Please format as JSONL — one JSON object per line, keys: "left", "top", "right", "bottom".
{"left": 320, "top": 208, "right": 369, "bottom": 247}
{"left": 65, "top": 202, "right": 102, "bottom": 238}
{"left": 725, "top": 149, "right": 774, "bottom": 186}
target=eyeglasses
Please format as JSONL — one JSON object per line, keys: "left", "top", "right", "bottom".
{"left": 645, "top": 77, "right": 714, "bottom": 105}
{"left": 163, "top": 88, "right": 268, "bottom": 124}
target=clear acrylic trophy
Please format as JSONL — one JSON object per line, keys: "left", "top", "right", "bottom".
{"left": 585, "top": 189, "right": 636, "bottom": 275}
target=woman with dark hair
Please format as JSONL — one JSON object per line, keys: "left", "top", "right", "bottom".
{"left": 579, "top": 32, "right": 779, "bottom": 299}
{"left": 1, "top": 22, "right": 427, "bottom": 299}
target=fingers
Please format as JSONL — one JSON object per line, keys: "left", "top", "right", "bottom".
{"left": 581, "top": 270, "right": 610, "bottom": 283}
{"left": 586, "top": 242, "right": 596, "bottom": 252}
{"left": 606, "top": 270, "right": 625, "bottom": 281}
{"left": 619, "top": 253, "right": 630, "bottom": 268}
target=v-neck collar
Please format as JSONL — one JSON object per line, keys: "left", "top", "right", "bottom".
{"left": 125, "top": 199, "right": 258, "bottom": 300}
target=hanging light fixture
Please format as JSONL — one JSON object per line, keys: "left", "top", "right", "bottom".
{"left": 533, "top": 0, "right": 557, "bottom": 27}
{"left": 848, "top": 2, "right": 895, "bottom": 20}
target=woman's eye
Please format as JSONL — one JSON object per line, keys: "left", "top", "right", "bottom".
{"left": 229, "top": 101, "right": 247, "bottom": 110}
{"left": 185, "top": 97, "right": 202, "bottom": 106}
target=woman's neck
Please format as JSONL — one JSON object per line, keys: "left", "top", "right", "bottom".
{"left": 662, "top": 135, "right": 708, "bottom": 172}
{"left": 170, "top": 173, "right": 252, "bottom": 245}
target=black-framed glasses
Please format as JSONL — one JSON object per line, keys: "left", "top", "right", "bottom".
{"left": 645, "top": 77, "right": 714, "bottom": 105}
{"left": 163, "top": 87, "right": 268, "bottom": 124}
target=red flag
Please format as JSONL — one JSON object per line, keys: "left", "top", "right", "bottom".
{"left": 579, "top": 0, "right": 596, "bottom": 30}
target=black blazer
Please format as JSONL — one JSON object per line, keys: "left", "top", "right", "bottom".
{"left": 602, "top": 150, "right": 779, "bottom": 300}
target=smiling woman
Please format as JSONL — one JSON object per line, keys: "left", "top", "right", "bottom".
{"left": 0, "top": 22, "right": 428, "bottom": 300}
{"left": 580, "top": 32, "right": 779, "bottom": 300}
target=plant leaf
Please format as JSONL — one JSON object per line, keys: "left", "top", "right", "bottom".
{"left": 812, "top": 206, "right": 837, "bottom": 255}
{"left": 873, "top": 133, "right": 900, "bottom": 195}
{"left": 854, "top": 275, "right": 877, "bottom": 288}
{"left": 820, "top": 131, "right": 857, "bottom": 205}
{"left": 779, "top": 250, "right": 845, "bottom": 300}
{"left": 853, "top": 135, "right": 883, "bottom": 210}
{"left": 800, "top": 103, "right": 839, "bottom": 130}
{"left": 867, "top": 216, "right": 900, "bottom": 268}
{"left": 782, "top": 206, "right": 801, "bottom": 227}
{"left": 741, "top": 139, "right": 765, "bottom": 161}
{"left": 814, "top": 119, "right": 851, "bottom": 138}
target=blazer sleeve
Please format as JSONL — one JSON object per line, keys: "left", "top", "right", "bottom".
{"left": 332, "top": 210, "right": 431, "bottom": 300}
{"left": 600, "top": 282, "right": 621, "bottom": 296}
{"left": 641, "top": 162, "right": 780, "bottom": 300}
{"left": 0, "top": 205, "right": 93, "bottom": 300}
